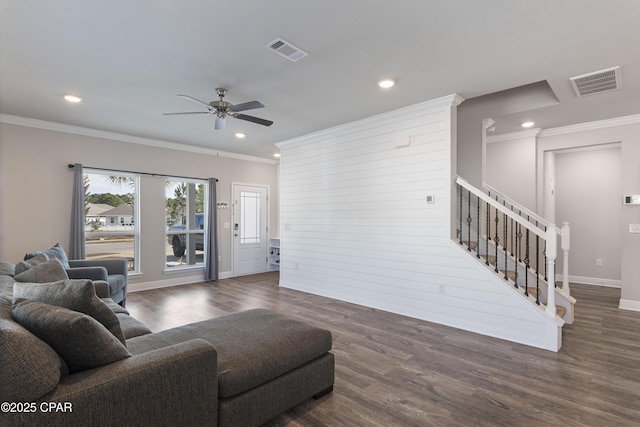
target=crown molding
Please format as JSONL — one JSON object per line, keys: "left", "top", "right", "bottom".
{"left": 487, "top": 128, "right": 541, "bottom": 143}
{"left": 539, "top": 113, "right": 640, "bottom": 138}
{"left": 276, "top": 93, "right": 465, "bottom": 148}
{"left": 0, "top": 114, "right": 278, "bottom": 165}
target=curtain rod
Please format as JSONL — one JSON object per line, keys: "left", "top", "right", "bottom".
{"left": 68, "top": 164, "right": 217, "bottom": 182}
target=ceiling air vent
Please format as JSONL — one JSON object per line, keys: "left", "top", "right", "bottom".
{"left": 265, "top": 37, "right": 308, "bottom": 62}
{"left": 569, "top": 66, "right": 621, "bottom": 97}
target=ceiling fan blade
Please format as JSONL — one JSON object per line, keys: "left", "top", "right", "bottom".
{"left": 234, "top": 113, "right": 273, "bottom": 127}
{"left": 229, "top": 100, "right": 264, "bottom": 112}
{"left": 163, "top": 111, "right": 210, "bottom": 115}
{"left": 176, "top": 94, "right": 212, "bottom": 109}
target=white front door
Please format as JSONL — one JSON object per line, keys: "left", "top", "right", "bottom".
{"left": 232, "top": 184, "right": 268, "bottom": 276}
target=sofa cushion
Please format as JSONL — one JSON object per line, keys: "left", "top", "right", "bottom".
{"left": 0, "top": 297, "right": 63, "bottom": 401}
{"left": 12, "top": 299, "right": 131, "bottom": 373}
{"left": 127, "top": 309, "right": 332, "bottom": 398}
{"left": 15, "top": 253, "right": 49, "bottom": 275}
{"left": 25, "top": 243, "right": 71, "bottom": 269}
{"left": 13, "top": 279, "right": 126, "bottom": 345}
{"left": 116, "top": 312, "right": 152, "bottom": 339}
{"left": 0, "top": 261, "right": 15, "bottom": 277}
{"left": 14, "top": 259, "right": 69, "bottom": 283}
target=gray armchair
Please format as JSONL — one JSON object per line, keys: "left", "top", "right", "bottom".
{"left": 66, "top": 259, "right": 128, "bottom": 306}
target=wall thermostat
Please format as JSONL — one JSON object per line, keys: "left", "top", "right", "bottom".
{"left": 623, "top": 195, "right": 640, "bottom": 205}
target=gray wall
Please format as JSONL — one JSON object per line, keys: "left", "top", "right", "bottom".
{"left": 555, "top": 146, "right": 621, "bottom": 283}
{"left": 0, "top": 122, "right": 278, "bottom": 287}
{"left": 538, "top": 123, "right": 640, "bottom": 308}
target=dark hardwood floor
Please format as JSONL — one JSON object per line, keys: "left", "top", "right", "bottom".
{"left": 126, "top": 273, "right": 640, "bottom": 426}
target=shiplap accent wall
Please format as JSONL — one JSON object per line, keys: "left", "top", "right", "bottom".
{"left": 277, "top": 95, "right": 562, "bottom": 351}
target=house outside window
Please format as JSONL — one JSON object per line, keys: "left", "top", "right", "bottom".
{"left": 83, "top": 170, "right": 140, "bottom": 273}
{"left": 165, "top": 178, "right": 207, "bottom": 271}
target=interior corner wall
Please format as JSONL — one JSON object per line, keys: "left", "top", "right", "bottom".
{"left": 0, "top": 122, "right": 278, "bottom": 287}
{"left": 537, "top": 122, "right": 640, "bottom": 309}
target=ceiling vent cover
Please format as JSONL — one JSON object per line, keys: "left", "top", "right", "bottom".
{"left": 265, "top": 38, "right": 308, "bottom": 62}
{"left": 570, "top": 66, "right": 621, "bottom": 97}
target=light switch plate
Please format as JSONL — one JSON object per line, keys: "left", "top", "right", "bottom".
{"left": 629, "top": 224, "right": 640, "bottom": 233}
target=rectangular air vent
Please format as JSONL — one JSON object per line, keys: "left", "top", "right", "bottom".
{"left": 570, "top": 66, "right": 621, "bottom": 97}
{"left": 265, "top": 37, "right": 308, "bottom": 62}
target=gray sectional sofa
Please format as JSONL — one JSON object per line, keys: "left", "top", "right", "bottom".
{"left": 0, "top": 258, "right": 334, "bottom": 427}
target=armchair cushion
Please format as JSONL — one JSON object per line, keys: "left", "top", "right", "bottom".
{"left": 14, "top": 259, "right": 69, "bottom": 283}
{"left": 13, "top": 279, "right": 126, "bottom": 344}
{"left": 12, "top": 299, "right": 131, "bottom": 373}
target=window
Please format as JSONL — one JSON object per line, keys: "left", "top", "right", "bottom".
{"left": 240, "top": 191, "right": 261, "bottom": 244}
{"left": 83, "top": 170, "right": 139, "bottom": 273}
{"left": 165, "top": 179, "right": 208, "bottom": 270}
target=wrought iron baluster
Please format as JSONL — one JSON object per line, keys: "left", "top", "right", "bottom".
{"left": 543, "top": 226, "right": 548, "bottom": 281}
{"left": 476, "top": 194, "right": 480, "bottom": 258}
{"left": 485, "top": 201, "right": 490, "bottom": 265}
{"left": 526, "top": 228, "right": 532, "bottom": 301}
{"left": 514, "top": 222, "right": 520, "bottom": 289}
{"left": 494, "top": 207, "right": 499, "bottom": 273}
{"left": 536, "top": 233, "right": 540, "bottom": 295}
{"left": 459, "top": 185, "right": 463, "bottom": 244}
{"left": 503, "top": 211, "right": 508, "bottom": 280}
{"left": 467, "top": 190, "right": 472, "bottom": 251}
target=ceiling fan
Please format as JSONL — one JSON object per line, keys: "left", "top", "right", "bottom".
{"left": 164, "top": 88, "right": 273, "bottom": 130}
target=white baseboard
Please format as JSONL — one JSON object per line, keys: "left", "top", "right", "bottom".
{"left": 128, "top": 271, "right": 233, "bottom": 292}
{"left": 619, "top": 299, "right": 640, "bottom": 312}
{"left": 561, "top": 275, "right": 621, "bottom": 288}
{"left": 129, "top": 274, "right": 205, "bottom": 292}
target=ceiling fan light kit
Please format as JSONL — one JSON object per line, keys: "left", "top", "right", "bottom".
{"left": 164, "top": 88, "right": 273, "bottom": 130}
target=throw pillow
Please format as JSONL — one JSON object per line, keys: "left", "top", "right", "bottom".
{"left": 24, "top": 243, "right": 71, "bottom": 269}
{"left": 13, "top": 279, "right": 126, "bottom": 345}
{"left": 14, "top": 253, "right": 49, "bottom": 275}
{"left": 12, "top": 299, "right": 131, "bottom": 373}
{"left": 0, "top": 297, "right": 63, "bottom": 401}
{"left": 14, "top": 259, "right": 69, "bottom": 283}
{"left": 0, "top": 261, "right": 15, "bottom": 277}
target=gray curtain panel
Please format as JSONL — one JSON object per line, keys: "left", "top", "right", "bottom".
{"left": 205, "top": 178, "right": 219, "bottom": 281}
{"left": 70, "top": 163, "right": 86, "bottom": 259}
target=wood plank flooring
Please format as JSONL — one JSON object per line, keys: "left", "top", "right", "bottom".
{"left": 126, "top": 274, "right": 640, "bottom": 426}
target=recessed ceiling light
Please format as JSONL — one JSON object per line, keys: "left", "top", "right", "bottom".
{"left": 235, "top": 132, "right": 246, "bottom": 139}
{"left": 521, "top": 121, "right": 535, "bottom": 128}
{"left": 63, "top": 94, "right": 82, "bottom": 103}
{"left": 273, "top": 153, "right": 281, "bottom": 158}
{"left": 378, "top": 79, "right": 395, "bottom": 89}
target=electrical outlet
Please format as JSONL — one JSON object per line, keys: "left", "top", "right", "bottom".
{"left": 596, "top": 259, "right": 603, "bottom": 267}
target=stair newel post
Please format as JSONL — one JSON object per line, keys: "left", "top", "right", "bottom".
{"left": 561, "top": 222, "right": 571, "bottom": 297}
{"left": 545, "top": 226, "right": 558, "bottom": 317}
{"left": 476, "top": 194, "right": 480, "bottom": 258}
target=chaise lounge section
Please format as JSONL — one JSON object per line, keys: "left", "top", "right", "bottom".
{"left": 0, "top": 258, "right": 334, "bottom": 427}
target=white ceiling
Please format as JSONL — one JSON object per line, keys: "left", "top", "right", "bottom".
{"left": 2, "top": 0, "right": 639, "bottom": 160}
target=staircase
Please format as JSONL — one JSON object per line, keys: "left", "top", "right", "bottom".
{"left": 456, "top": 177, "right": 575, "bottom": 325}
